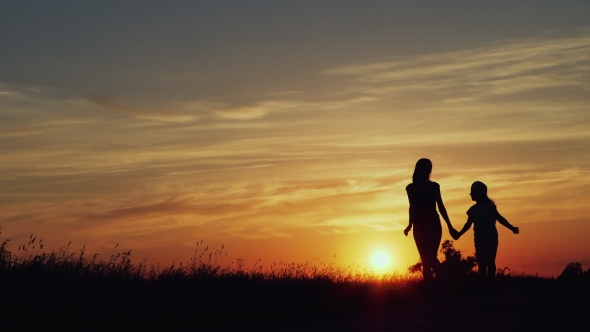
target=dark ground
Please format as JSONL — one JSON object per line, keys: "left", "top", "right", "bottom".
{"left": 250, "top": 283, "right": 590, "bottom": 332}
{"left": 3, "top": 271, "right": 588, "bottom": 330}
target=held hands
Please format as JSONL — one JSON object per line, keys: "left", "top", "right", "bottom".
{"left": 404, "top": 225, "right": 412, "bottom": 236}
{"left": 449, "top": 227, "right": 460, "bottom": 240}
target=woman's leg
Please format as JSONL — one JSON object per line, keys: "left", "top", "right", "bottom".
{"left": 414, "top": 230, "right": 442, "bottom": 282}
{"left": 429, "top": 230, "right": 442, "bottom": 280}
{"left": 414, "top": 232, "right": 434, "bottom": 283}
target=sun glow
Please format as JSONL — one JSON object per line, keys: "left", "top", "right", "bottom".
{"left": 371, "top": 251, "right": 391, "bottom": 270}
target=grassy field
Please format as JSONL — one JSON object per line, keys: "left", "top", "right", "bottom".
{"left": 1, "top": 235, "right": 589, "bottom": 330}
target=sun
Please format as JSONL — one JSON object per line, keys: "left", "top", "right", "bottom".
{"left": 371, "top": 251, "right": 391, "bottom": 270}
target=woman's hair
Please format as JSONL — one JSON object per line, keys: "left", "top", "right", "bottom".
{"left": 471, "top": 181, "right": 494, "bottom": 204}
{"left": 412, "top": 158, "right": 432, "bottom": 183}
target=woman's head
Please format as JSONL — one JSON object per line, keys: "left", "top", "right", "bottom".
{"left": 470, "top": 181, "right": 493, "bottom": 203}
{"left": 412, "top": 158, "right": 432, "bottom": 183}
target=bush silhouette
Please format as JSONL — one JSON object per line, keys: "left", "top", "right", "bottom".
{"left": 440, "top": 240, "right": 477, "bottom": 278}
{"left": 408, "top": 240, "right": 476, "bottom": 279}
{"left": 559, "top": 262, "right": 590, "bottom": 283}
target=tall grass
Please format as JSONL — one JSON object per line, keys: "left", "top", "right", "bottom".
{"left": 0, "top": 233, "right": 423, "bottom": 328}
{"left": 2, "top": 233, "right": 585, "bottom": 328}
{"left": 1, "top": 234, "right": 416, "bottom": 284}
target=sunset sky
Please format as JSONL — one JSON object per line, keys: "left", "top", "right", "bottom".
{"left": 1, "top": 1, "right": 589, "bottom": 277}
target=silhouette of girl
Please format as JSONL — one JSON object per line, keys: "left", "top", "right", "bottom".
{"left": 457, "top": 181, "right": 519, "bottom": 278}
{"left": 404, "top": 158, "right": 457, "bottom": 285}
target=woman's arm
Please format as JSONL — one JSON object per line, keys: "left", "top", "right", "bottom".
{"left": 495, "top": 208, "right": 519, "bottom": 234}
{"left": 435, "top": 186, "right": 453, "bottom": 228}
{"left": 404, "top": 187, "right": 413, "bottom": 236}
{"left": 404, "top": 206, "right": 413, "bottom": 236}
{"left": 436, "top": 186, "right": 460, "bottom": 239}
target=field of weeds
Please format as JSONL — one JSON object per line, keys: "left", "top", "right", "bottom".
{"left": 0, "top": 235, "right": 420, "bottom": 327}
{"left": 1, "top": 234, "right": 589, "bottom": 330}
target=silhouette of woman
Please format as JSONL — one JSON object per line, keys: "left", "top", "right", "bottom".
{"left": 404, "top": 158, "right": 457, "bottom": 286}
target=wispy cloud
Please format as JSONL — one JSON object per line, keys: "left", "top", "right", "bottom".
{"left": 214, "top": 100, "right": 307, "bottom": 120}
{"left": 1, "top": 123, "right": 69, "bottom": 137}
{"left": 321, "top": 33, "right": 590, "bottom": 142}
{"left": 324, "top": 34, "right": 590, "bottom": 90}
{"left": 86, "top": 94, "right": 202, "bottom": 123}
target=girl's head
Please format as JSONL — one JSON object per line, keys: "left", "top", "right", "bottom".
{"left": 470, "top": 181, "right": 493, "bottom": 203}
{"left": 412, "top": 158, "right": 432, "bottom": 183}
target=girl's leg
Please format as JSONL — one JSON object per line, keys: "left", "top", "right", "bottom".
{"left": 477, "top": 261, "right": 487, "bottom": 277}
{"left": 487, "top": 239, "right": 498, "bottom": 278}
{"left": 478, "top": 237, "right": 499, "bottom": 278}
{"left": 477, "top": 262, "right": 489, "bottom": 277}
{"left": 475, "top": 240, "right": 489, "bottom": 277}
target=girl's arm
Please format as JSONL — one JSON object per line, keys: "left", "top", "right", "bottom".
{"left": 495, "top": 208, "right": 519, "bottom": 234}
{"left": 458, "top": 216, "right": 474, "bottom": 237}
